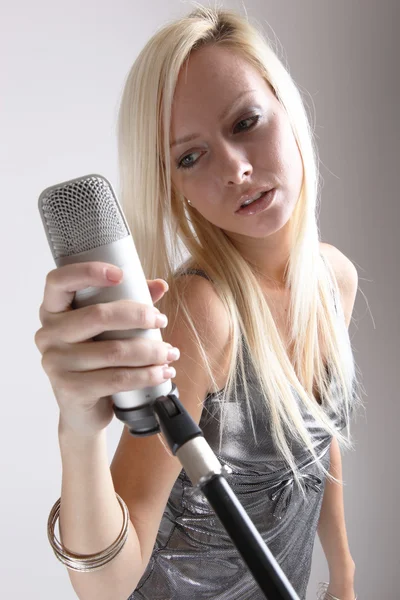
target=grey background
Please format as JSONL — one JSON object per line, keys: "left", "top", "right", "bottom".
{"left": 1, "top": 0, "right": 398, "bottom": 598}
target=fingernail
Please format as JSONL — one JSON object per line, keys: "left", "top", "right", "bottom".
{"left": 155, "top": 314, "right": 168, "bottom": 328}
{"left": 167, "top": 347, "right": 180, "bottom": 361}
{"left": 162, "top": 365, "right": 176, "bottom": 379}
{"left": 105, "top": 267, "right": 123, "bottom": 282}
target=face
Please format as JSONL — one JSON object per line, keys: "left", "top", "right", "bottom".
{"left": 169, "top": 45, "right": 304, "bottom": 245}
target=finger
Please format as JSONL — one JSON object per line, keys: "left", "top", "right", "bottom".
{"left": 41, "top": 262, "right": 124, "bottom": 316}
{"left": 43, "top": 338, "right": 176, "bottom": 372}
{"left": 61, "top": 363, "right": 175, "bottom": 397}
{"left": 147, "top": 279, "right": 169, "bottom": 305}
{"left": 42, "top": 299, "right": 166, "bottom": 345}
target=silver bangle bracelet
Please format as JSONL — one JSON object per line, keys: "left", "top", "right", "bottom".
{"left": 47, "top": 492, "right": 130, "bottom": 572}
{"left": 317, "top": 581, "right": 357, "bottom": 600}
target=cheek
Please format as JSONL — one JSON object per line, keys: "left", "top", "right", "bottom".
{"left": 171, "top": 173, "right": 192, "bottom": 200}
{"left": 269, "top": 120, "right": 303, "bottom": 185}
{"left": 254, "top": 119, "right": 286, "bottom": 168}
{"left": 176, "top": 172, "right": 216, "bottom": 204}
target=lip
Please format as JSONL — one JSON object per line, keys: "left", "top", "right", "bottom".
{"left": 235, "top": 187, "right": 274, "bottom": 212}
{"left": 235, "top": 188, "right": 276, "bottom": 216}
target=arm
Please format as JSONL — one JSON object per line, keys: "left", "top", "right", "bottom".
{"left": 58, "top": 425, "right": 144, "bottom": 600}
{"left": 317, "top": 436, "right": 355, "bottom": 584}
{"left": 58, "top": 274, "right": 230, "bottom": 600}
{"left": 318, "top": 245, "right": 358, "bottom": 597}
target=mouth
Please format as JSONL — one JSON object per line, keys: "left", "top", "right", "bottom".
{"left": 235, "top": 188, "right": 276, "bottom": 215}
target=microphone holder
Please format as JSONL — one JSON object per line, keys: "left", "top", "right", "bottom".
{"left": 114, "top": 383, "right": 300, "bottom": 600}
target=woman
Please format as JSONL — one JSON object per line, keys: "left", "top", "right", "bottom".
{"left": 37, "top": 6, "right": 361, "bottom": 600}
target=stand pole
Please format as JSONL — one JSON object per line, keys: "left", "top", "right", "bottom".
{"left": 150, "top": 385, "right": 300, "bottom": 600}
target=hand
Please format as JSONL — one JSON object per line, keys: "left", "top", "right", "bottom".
{"left": 34, "top": 262, "right": 179, "bottom": 438}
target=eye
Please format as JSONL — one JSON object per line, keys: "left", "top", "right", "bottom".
{"left": 233, "top": 115, "right": 260, "bottom": 134}
{"left": 177, "top": 114, "right": 261, "bottom": 171}
{"left": 177, "top": 151, "right": 202, "bottom": 171}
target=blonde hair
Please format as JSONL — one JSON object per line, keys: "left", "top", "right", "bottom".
{"left": 117, "top": 5, "right": 363, "bottom": 495}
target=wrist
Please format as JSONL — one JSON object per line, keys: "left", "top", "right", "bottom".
{"left": 58, "top": 413, "right": 106, "bottom": 443}
{"left": 329, "top": 556, "right": 355, "bottom": 583}
{"left": 58, "top": 420, "right": 107, "bottom": 458}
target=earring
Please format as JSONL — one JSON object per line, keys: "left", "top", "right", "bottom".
{"left": 187, "top": 199, "right": 192, "bottom": 205}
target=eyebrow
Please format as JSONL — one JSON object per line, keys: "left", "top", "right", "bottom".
{"left": 169, "top": 89, "right": 257, "bottom": 148}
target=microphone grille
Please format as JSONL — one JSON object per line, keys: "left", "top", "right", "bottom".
{"left": 38, "top": 174, "right": 129, "bottom": 259}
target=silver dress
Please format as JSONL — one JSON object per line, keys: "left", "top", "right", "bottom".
{"left": 128, "top": 267, "right": 355, "bottom": 600}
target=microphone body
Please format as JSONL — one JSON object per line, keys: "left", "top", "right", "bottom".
{"left": 38, "top": 174, "right": 173, "bottom": 435}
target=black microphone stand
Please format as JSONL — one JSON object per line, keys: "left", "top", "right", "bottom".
{"left": 114, "top": 383, "right": 300, "bottom": 600}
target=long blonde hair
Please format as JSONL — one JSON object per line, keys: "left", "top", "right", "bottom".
{"left": 117, "top": 5, "right": 363, "bottom": 494}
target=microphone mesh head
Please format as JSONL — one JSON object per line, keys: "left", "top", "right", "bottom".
{"left": 39, "top": 174, "right": 129, "bottom": 259}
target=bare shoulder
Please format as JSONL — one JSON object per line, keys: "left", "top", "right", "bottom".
{"left": 319, "top": 242, "right": 359, "bottom": 328}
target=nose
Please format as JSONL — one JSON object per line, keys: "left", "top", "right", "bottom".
{"left": 218, "top": 143, "right": 253, "bottom": 186}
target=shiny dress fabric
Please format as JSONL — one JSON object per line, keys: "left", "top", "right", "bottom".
{"left": 128, "top": 267, "right": 354, "bottom": 600}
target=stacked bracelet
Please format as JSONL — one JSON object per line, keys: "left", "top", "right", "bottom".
{"left": 317, "top": 581, "right": 357, "bottom": 600}
{"left": 47, "top": 492, "right": 130, "bottom": 572}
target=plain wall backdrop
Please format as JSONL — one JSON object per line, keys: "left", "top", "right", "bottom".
{"left": 1, "top": 0, "right": 398, "bottom": 598}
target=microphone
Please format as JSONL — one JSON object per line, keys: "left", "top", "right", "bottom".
{"left": 38, "top": 173, "right": 174, "bottom": 436}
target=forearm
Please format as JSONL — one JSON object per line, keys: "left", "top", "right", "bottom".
{"left": 317, "top": 436, "right": 355, "bottom": 578}
{"left": 57, "top": 417, "right": 142, "bottom": 600}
